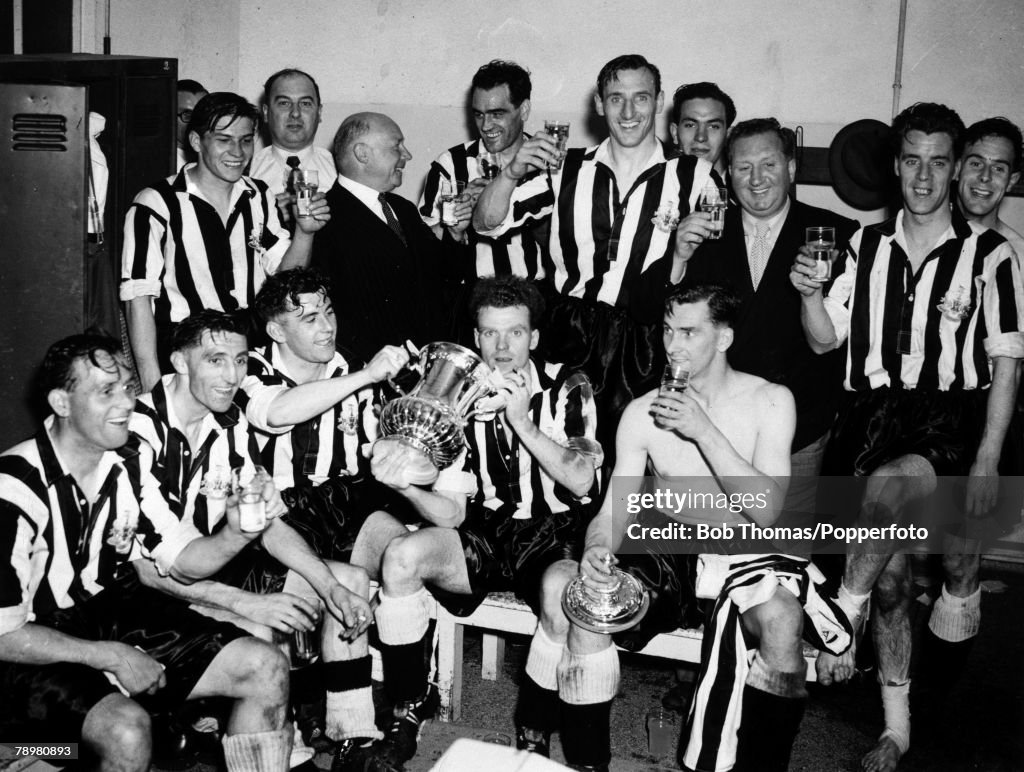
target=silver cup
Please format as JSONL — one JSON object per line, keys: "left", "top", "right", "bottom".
{"left": 375, "top": 342, "right": 497, "bottom": 481}
{"left": 562, "top": 566, "right": 650, "bottom": 634}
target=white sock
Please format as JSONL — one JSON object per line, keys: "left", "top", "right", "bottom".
{"left": 525, "top": 625, "right": 565, "bottom": 690}
{"left": 222, "top": 727, "right": 292, "bottom": 772}
{"left": 879, "top": 680, "right": 910, "bottom": 755}
{"left": 289, "top": 725, "right": 314, "bottom": 768}
{"left": 746, "top": 650, "right": 807, "bottom": 699}
{"left": 326, "top": 685, "right": 384, "bottom": 742}
{"left": 375, "top": 587, "right": 431, "bottom": 645}
{"left": 557, "top": 646, "right": 620, "bottom": 705}
{"left": 928, "top": 585, "right": 981, "bottom": 643}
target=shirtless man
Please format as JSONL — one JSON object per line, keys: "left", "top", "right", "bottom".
{"left": 536, "top": 284, "right": 848, "bottom": 772}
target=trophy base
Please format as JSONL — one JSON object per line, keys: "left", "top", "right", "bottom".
{"left": 561, "top": 571, "right": 650, "bottom": 634}
{"left": 372, "top": 437, "right": 440, "bottom": 486}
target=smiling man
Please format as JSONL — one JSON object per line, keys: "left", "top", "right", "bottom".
{"left": 418, "top": 60, "right": 548, "bottom": 282}
{"left": 957, "top": 117, "right": 1024, "bottom": 254}
{"left": 364, "top": 276, "right": 599, "bottom": 768}
{"left": 475, "top": 54, "right": 717, "bottom": 460}
{"left": 791, "top": 103, "right": 1024, "bottom": 772}
{"left": 250, "top": 69, "right": 338, "bottom": 225}
{"left": 668, "top": 81, "right": 736, "bottom": 178}
{"left": 312, "top": 112, "right": 469, "bottom": 361}
{"left": 122, "top": 92, "right": 330, "bottom": 392}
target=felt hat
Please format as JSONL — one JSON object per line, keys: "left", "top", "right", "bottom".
{"left": 828, "top": 118, "right": 894, "bottom": 210}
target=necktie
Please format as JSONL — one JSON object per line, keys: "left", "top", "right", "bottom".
{"left": 285, "top": 155, "right": 300, "bottom": 194}
{"left": 749, "top": 221, "right": 771, "bottom": 290}
{"left": 378, "top": 192, "right": 406, "bottom": 244}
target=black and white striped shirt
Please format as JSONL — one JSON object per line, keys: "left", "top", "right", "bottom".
{"left": 120, "top": 166, "right": 291, "bottom": 330}
{"left": 479, "top": 141, "right": 713, "bottom": 318}
{"left": 130, "top": 377, "right": 261, "bottom": 536}
{"left": 824, "top": 209, "right": 1024, "bottom": 391}
{"left": 419, "top": 137, "right": 549, "bottom": 280}
{"left": 0, "top": 419, "right": 201, "bottom": 635}
{"left": 238, "top": 345, "right": 378, "bottom": 491}
{"left": 435, "top": 361, "right": 600, "bottom": 517}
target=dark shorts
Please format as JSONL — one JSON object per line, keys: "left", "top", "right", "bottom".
{"left": 430, "top": 504, "right": 587, "bottom": 618}
{"left": 613, "top": 509, "right": 702, "bottom": 652}
{"left": 540, "top": 295, "right": 663, "bottom": 455}
{"left": 0, "top": 580, "right": 246, "bottom": 743}
{"left": 281, "top": 475, "right": 419, "bottom": 562}
{"left": 824, "top": 386, "right": 987, "bottom": 477}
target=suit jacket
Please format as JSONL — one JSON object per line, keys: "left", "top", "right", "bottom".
{"left": 312, "top": 182, "right": 466, "bottom": 362}
{"left": 683, "top": 199, "right": 859, "bottom": 450}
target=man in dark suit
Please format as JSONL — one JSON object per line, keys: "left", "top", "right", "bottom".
{"left": 679, "top": 117, "right": 859, "bottom": 517}
{"left": 312, "top": 112, "right": 470, "bottom": 362}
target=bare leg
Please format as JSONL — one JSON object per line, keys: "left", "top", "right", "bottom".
{"left": 81, "top": 693, "right": 152, "bottom": 772}
{"left": 187, "top": 637, "right": 290, "bottom": 734}
{"left": 817, "top": 455, "right": 935, "bottom": 685}
{"left": 349, "top": 510, "right": 409, "bottom": 582}
{"left": 862, "top": 552, "right": 912, "bottom": 772}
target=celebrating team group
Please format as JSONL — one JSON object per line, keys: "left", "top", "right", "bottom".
{"left": 2, "top": 50, "right": 1021, "bottom": 772}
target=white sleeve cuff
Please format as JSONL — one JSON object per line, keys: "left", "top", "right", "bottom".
{"left": 119, "top": 279, "right": 161, "bottom": 301}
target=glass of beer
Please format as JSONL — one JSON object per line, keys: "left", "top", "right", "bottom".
{"left": 544, "top": 120, "right": 570, "bottom": 171}
{"left": 439, "top": 179, "right": 466, "bottom": 226}
{"left": 232, "top": 465, "right": 269, "bottom": 532}
{"left": 478, "top": 151, "right": 502, "bottom": 180}
{"left": 699, "top": 183, "right": 728, "bottom": 240}
{"left": 294, "top": 169, "right": 318, "bottom": 218}
{"left": 806, "top": 226, "right": 836, "bottom": 282}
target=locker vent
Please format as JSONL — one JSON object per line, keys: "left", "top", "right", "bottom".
{"left": 12, "top": 113, "right": 68, "bottom": 151}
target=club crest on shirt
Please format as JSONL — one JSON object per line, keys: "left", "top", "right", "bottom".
{"left": 106, "top": 506, "right": 139, "bottom": 554}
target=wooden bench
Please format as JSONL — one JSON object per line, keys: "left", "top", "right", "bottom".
{"left": 434, "top": 592, "right": 818, "bottom": 722}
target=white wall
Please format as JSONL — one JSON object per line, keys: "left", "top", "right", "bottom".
{"left": 103, "top": 0, "right": 1024, "bottom": 229}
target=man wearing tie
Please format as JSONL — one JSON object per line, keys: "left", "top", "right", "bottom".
{"left": 312, "top": 113, "right": 471, "bottom": 360}
{"left": 250, "top": 69, "right": 338, "bottom": 226}
{"left": 678, "top": 118, "right": 858, "bottom": 514}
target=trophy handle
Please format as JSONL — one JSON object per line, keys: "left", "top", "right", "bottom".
{"left": 386, "top": 340, "right": 424, "bottom": 396}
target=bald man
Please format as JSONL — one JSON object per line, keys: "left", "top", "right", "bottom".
{"left": 311, "top": 113, "right": 470, "bottom": 359}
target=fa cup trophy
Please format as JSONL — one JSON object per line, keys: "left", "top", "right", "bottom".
{"left": 562, "top": 555, "right": 650, "bottom": 633}
{"left": 374, "top": 342, "right": 497, "bottom": 485}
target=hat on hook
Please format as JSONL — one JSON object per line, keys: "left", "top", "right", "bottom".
{"left": 828, "top": 119, "right": 894, "bottom": 210}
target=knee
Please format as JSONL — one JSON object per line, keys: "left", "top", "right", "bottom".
{"left": 329, "top": 560, "right": 370, "bottom": 597}
{"left": 381, "top": 534, "right": 423, "bottom": 585}
{"left": 538, "top": 562, "right": 575, "bottom": 636}
{"left": 227, "top": 637, "right": 290, "bottom": 699}
{"left": 941, "top": 551, "right": 979, "bottom": 590}
{"left": 84, "top": 695, "right": 151, "bottom": 761}
{"left": 757, "top": 593, "right": 804, "bottom": 649}
{"left": 873, "top": 569, "right": 911, "bottom": 613}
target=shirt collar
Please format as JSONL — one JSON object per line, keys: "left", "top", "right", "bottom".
{"left": 891, "top": 207, "right": 963, "bottom": 255}
{"left": 591, "top": 138, "right": 667, "bottom": 171}
{"left": 156, "top": 375, "right": 240, "bottom": 437}
{"left": 174, "top": 165, "right": 260, "bottom": 210}
{"left": 742, "top": 197, "right": 791, "bottom": 238}
{"left": 266, "top": 342, "right": 350, "bottom": 382}
{"left": 38, "top": 415, "right": 128, "bottom": 490}
{"left": 270, "top": 144, "right": 317, "bottom": 165}
{"left": 337, "top": 173, "right": 387, "bottom": 212}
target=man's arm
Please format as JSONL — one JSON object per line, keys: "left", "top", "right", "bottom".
{"left": 502, "top": 369, "right": 595, "bottom": 498}
{"left": 649, "top": 382, "right": 796, "bottom": 526}
{"left": 276, "top": 189, "right": 331, "bottom": 271}
{"left": 472, "top": 134, "right": 558, "bottom": 235}
{"left": 245, "top": 345, "right": 407, "bottom": 430}
{"left": 370, "top": 444, "right": 470, "bottom": 528}
{"left": 258, "top": 518, "right": 371, "bottom": 636}
{"left": 125, "top": 297, "right": 161, "bottom": 392}
{"left": 966, "top": 356, "right": 1020, "bottom": 516}
{"left": 580, "top": 399, "right": 651, "bottom": 582}
{"left": 0, "top": 623, "right": 165, "bottom": 695}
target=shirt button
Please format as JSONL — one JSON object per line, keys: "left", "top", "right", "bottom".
{"left": 183, "top": 449, "right": 190, "bottom": 456}
{"left": 79, "top": 499, "right": 87, "bottom": 507}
